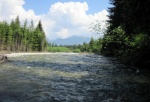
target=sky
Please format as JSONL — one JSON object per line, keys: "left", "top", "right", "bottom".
{"left": 0, "top": 0, "right": 111, "bottom": 40}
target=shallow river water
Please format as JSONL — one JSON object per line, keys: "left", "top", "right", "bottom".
{"left": 0, "top": 53, "right": 150, "bottom": 102}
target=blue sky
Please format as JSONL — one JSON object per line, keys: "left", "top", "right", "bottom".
{"left": 23, "top": 0, "right": 111, "bottom": 15}
{"left": 0, "top": 0, "right": 111, "bottom": 40}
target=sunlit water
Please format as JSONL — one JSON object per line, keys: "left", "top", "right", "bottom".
{"left": 0, "top": 53, "right": 150, "bottom": 102}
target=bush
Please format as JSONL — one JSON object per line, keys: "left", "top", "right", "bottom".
{"left": 102, "top": 26, "right": 127, "bottom": 56}
{"left": 73, "top": 49, "right": 81, "bottom": 53}
{"left": 48, "top": 47, "right": 71, "bottom": 52}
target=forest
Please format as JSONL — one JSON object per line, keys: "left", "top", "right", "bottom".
{"left": 0, "top": 16, "right": 47, "bottom": 52}
{"left": 101, "top": 0, "right": 150, "bottom": 68}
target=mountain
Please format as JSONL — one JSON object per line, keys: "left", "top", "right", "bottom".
{"left": 49, "top": 36, "right": 91, "bottom": 45}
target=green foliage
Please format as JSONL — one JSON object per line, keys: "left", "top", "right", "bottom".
{"left": 102, "top": 27, "right": 127, "bottom": 56}
{"left": 0, "top": 16, "right": 47, "bottom": 52}
{"left": 74, "top": 37, "right": 103, "bottom": 53}
{"left": 132, "top": 34, "right": 149, "bottom": 48}
{"left": 47, "top": 44, "right": 82, "bottom": 53}
{"left": 88, "top": 38, "right": 102, "bottom": 53}
{"left": 102, "top": 27, "right": 150, "bottom": 66}
{"left": 101, "top": 0, "right": 150, "bottom": 68}
{"left": 82, "top": 42, "right": 89, "bottom": 52}
{"left": 48, "top": 47, "right": 71, "bottom": 52}
{"left": 47, "top": 36, "right": 102, "bottom": 53}
{"left": 73, "top": 49, "right": 81, "bottom": 53}
{"left": 88, "top": 20, "right": 105, "bottom": 53}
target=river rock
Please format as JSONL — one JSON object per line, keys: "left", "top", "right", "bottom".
{"left": 0, "top": 54, "right": 8, "bottom": 63}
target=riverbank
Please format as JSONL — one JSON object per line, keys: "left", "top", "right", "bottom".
{"left": 5, "top": 52, "right": 81, "bottom": 58}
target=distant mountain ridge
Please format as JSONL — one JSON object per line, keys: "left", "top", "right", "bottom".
{"left": 49, "top": 36, "right": 91, "bottom": 45}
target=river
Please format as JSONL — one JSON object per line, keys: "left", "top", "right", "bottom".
{"left": 0, "top": 53, "right": 150, "bottom": 102}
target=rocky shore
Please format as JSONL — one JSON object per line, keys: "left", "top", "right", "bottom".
{"left": 0, "top": 54, "right": 7, "bottom": 63}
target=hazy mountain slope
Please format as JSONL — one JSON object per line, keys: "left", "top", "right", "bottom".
{"left": 50, "top": 36, "right": 91, "bottom": 45}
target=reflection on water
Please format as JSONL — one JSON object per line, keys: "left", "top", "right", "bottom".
{"left": 0, "top": 53, "right": 150, "bottom": 102}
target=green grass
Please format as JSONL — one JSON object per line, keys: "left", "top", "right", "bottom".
{"left": 48, "top": 47, "right": 71, "bottom": 52}
{"left": 47, "top": 46, "right": 81, "bottom": 53}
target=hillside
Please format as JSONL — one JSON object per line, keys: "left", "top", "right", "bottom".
{"left": 50, "top": 36, "right": 91, "bottom": 45}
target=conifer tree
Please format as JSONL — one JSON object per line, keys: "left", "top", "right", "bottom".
{"left": 0, "top": 17, "right": 48, "bottom": 52}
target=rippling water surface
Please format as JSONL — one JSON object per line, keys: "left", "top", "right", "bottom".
{"left": 0, "top": 53, "right": 150, "bottom": 102}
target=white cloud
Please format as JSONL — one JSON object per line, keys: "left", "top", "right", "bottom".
{"left": 0, "top": 0, "right": 37, "bottom": 22}
{"left": 56, "top": 28, "right": 69, "bottom": 39}
{"left": 0, "top": 0, "right": 108, "bottom": 40}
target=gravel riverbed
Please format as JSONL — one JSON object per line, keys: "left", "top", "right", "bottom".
{"left": 0, "top": 53, "right": 150, "bottom": 102}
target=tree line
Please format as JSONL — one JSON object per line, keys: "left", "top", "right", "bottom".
{"left": 0, "top": 16, "right": 47, "bottom": 52}
{"left": 46, "top": 37, "right": 102, "bottom": 53}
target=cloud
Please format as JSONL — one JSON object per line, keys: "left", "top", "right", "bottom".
{"left": 0, "top": 0, "right": 108, "bottom": 40}
{"left": 56, "top": 28, "right": 69, "bottom": 39}
{"left": 0, "top": 0, "right": 39, "bottom": 23}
